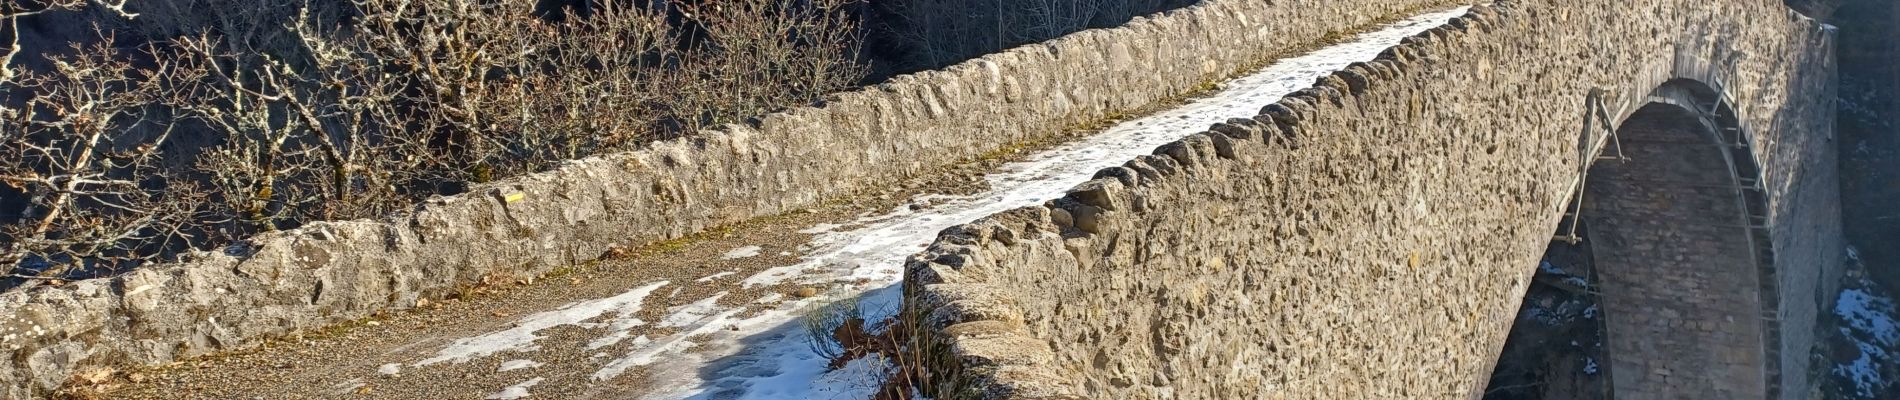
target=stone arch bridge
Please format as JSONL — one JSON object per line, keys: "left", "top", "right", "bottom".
{"left": 906, "top": 1, "right": 1842, "bottom": 399}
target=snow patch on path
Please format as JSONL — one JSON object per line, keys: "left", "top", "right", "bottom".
{"left": 417, "top": 281, "right": 669, "bottom": 366}
{"left": 487, "top": 377, "right": 545, "bottom": 400}
{"left": 661, "top": 293, "right": 734, "bottom": 328}
{"left": 695, "top": 271, "right": 737, "bottom": 283}
{"left": 498, "top": 359, "right": 543, "bottom": 372}
{"left": 595, "top": 307, "right": 747, "bottom": 381}
{"left": 722, "top": 246, "right": 763, "bottom": 260}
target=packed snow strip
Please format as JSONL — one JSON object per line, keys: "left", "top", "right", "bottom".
{"left": 416, "top": 281, "right": 670, "bottom": 366}
{"left": 487, "top": 377, "right": 545, "bottom": 400}
{"left": 497, "top": 360, "right": 543, "bottom": 372}
{"left": 722, "top": 246, "right": 764, "bottom": 260}
{"left": 694, "top": 271, "right": 737, "bottom": 283}
{"left": 660, "top": 293, "right": 734, "bottom": 328}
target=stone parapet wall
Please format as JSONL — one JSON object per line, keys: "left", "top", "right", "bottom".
{"left": 0, "top": 0, "right": 1463, "bottom": 396}
{"left": 904, "top": 0, "right": 1839, "bottom": 398}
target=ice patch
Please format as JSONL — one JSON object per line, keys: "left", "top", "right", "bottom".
{"left": 754, "top": 293, "right": 784, "bottom": 304}
{"left": 486, "top": 377, "right": 544, "bottom": 400}
{"left": 588, "top": 331, "right": 630, "bottom": 350}
{"left": 695, "top": 271, "right": 738, "bottom": 283}
{"left": 594, "top": 308, "right": 743, "bottom": 381}
{"left": 723, "top": 246, "right": 763, "bottom": 260}
{"left": 661, "top": 293, "right": 733, "bottom": 328}
{"left": 417, "top": 281, "right": 668, "bottom": 365}
{"left": 377, "top": 363, "right": 401, "bottom": 375}
{"left": 497, "top": 359, "right": 542, "bottom": 372}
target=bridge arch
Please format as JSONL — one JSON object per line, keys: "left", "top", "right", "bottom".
{"left": 1566, "top": 78, "right": 1781, "bottom": 399}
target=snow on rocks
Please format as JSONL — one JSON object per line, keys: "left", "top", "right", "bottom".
{"left": 1832, "top": 268, "right": 1900, "bottom": 398}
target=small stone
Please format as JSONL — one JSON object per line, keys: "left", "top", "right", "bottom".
{"left": 794, "top": 287, "right": 819, "bottom": 298}
{"left": 73, "top": 367, "right": 113, "bottom": 385}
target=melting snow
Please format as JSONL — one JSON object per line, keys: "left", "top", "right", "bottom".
{"left": 377, "top": 363, "right": 401, "bottom": 376}
{"left": 498, "top": 359, "right": 543, "bottom": 372}
{"left": 417, "top": 281, "right": 669, "bottom": 365}
{"left": 1835, "top": 285, "right": 1900, "bottom": 397}
{"left": 595, "top": 308, "right": 745, "bottom": 381}
{"left": 695, "top": 271, "right": 737, "bottom": 283}
{"left": 722, "top": 246, "right": 763, "bottom": 260}
{"left": 661, "top": 293, "right": 734, "bottom": 328}
{"left": 487, "top": 377, "right": 545, "bottom": 400}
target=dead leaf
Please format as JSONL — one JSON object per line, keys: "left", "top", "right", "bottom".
{"left": 73, "top": 367, "right": 114, "bottom": 385}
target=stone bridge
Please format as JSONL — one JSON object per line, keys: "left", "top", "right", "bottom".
{"left": 0, "top": 0, "right": 1846, "bottom": 398}
{"left": 905, "top": 1, "right": 1842, "bottom": 399}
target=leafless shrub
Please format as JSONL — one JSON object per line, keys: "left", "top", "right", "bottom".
{"left": 0, "top": 35, "right": 200, "bottom": 288}
{"left": 1, "top": 0, "right": 868, "bottom": 287}
{"left": 1, "top": 1, "right": 137, "bottom": 83}
{"left": 164, "top": 13, "right": 413, "bottom": 233}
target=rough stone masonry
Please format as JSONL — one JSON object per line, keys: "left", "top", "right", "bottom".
{"left": 0, "top": 0, "right": 1464, "bottom": 396}
{"left": 905, "top": 0, "right": 1841, "bottom": 399}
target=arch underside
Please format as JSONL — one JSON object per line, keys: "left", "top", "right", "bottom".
{"left": 1574, "top": 80, "right": 1780, "bottom": 400}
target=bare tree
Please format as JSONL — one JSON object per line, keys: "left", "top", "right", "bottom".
{"left": 0, "top": 0, "right": 870, "bottom": 287}
{"left": 0, "top": 1, "right": 138, "bottom": 83}
{"left": 0, "top": 36, "right": 200, "bottom": 288}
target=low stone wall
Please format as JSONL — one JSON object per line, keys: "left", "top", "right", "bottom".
{"left": 904, "top": 0, "right": 1839, "bottom": 398}
{"left": 0, "top": 0, "right": 1463, "bottom": 396}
